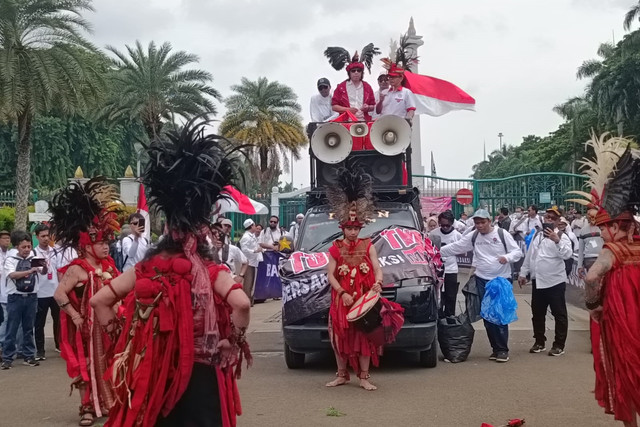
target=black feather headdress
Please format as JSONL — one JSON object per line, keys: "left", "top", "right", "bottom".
{"left": 324, "top": 43, "right": 380, "bottom": 73}
{"left": 566, "top": 133, "right": 640, "bottom": 226}
{"left": 326, "top": 165, "right": 376, "bottom": 227}
{"left": 49, "top": 176, "right": 122, "bottom": 250}
{"left": 142, "top": 117, "right": 245, "bottom": 236}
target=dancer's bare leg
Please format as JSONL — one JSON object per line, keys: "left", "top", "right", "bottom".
{"left": 326, "top": 350, "right": 350, "bottom": 387}
{"left": 358, "top": 355, "right": 376, "bottom": 391}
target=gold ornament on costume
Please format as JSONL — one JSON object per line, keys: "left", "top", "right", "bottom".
{"left": 338, "top": 264, "right": 350, "bottom": 276}
{"left": 359, "top": 263, "right": 370, "bottom": 274}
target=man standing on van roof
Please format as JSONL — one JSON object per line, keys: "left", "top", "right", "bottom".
{"left": 439, "top": 209, "right": 522, "bottom": 363}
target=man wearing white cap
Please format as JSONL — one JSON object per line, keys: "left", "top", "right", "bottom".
{"left": 440, "top": 208, "right": 522, "bottom": 363}
{"left": 239, "top": 219, "right": 263, "bottom": 305}
{"left": 289, "top": 213, "right": 304, "bottom": 247}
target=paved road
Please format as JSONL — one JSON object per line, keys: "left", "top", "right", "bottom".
{"left": 0, "top": 278, "right": 616, "bottom": 426}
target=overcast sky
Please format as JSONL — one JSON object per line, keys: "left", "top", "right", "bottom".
{"left": 90, "top": 0, "right": 634, "bottom": 188}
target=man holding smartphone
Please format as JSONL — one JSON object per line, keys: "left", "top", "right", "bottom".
{"left": 122, "top": 213, "right": 149, "bottom": 271}
{"left": 518, "top": 206, "right": 573, "bottom": 356}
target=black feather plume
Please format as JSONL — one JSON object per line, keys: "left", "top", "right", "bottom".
{"left": 49, "top": 177, "right": 121, "bottom": 249}
{"left": 360, "top": 43, "right": 381, "bottom": 73}
{"left": 602, "top": 145, "right": 640, "bottom": 219}
{"left": 395, "top": 34, "right": 419, "bottom": 72}
{"left": 325, "top": 164, "right": 376, "bottom": 224}
{"left": 142, "top": 117, "right": 245, "bottom": 235}
{"left": 324, "top": 47, "right": 351, "bottom": 71}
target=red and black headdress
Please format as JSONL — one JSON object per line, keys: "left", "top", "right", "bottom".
{"left": 49, "top": 177, "right": 121, "bottom": 251}
{"left": 567, "top": 133, "right": 640, "bottom": 226}
{"left": 326, "top": 165, "right": 376, "bottom": 228}
{"left": 324, "top": 43, "right": 380, "bottom": 74}
{"left": 381, "top": 34, "right": 420, "bottom": 77}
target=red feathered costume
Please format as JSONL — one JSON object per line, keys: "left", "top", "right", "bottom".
{"left": 106, "top": 253, "right": 246, "bottom": 427}
{"left": 593, "top": 238, "right": 640, "bottom": 423}
{"left": 328, "top": 238, "right": 404, "bottom": 372}
{"left": 58, "top": 257, "right": 120, "bottom": 418}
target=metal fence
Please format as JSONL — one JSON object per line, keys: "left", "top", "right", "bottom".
{"left": 413, "top": 172, "right": 588, "bottom": 216}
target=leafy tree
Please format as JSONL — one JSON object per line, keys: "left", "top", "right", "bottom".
{"left": 624, "top": 1, "right": 640, "bottom": 30}
{"left": 0, "top": 0, "right": 104, "bottom": 230}
{"left": 101, "top": 41, "right": 220, "bottom": 141}
{"left": 220, "top": 77, "right": 306, "bottom": 194}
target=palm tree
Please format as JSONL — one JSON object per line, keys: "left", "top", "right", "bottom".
{"left": 553, "top": 97, "right": 594, "bottom": 174}
{"left": 102, "top": 41, "right": 220, "bottom": 141}
{"left": 219, "top": 77, "right": 306, "bottom": 193}
{"left": 0, "top": 0, "right": 104, "bottom": 230}
{"left": 624, "top": 1, "right": 640, "bottom": 30}
{"left": 576, "top": 42, "right": 615, "bottom": 80}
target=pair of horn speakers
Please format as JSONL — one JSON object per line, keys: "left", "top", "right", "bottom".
{"left": 310, "top": 115, "right": 411, "bottom": 164}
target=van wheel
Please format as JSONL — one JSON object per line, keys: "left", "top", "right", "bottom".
{"left": 284, "top": 343, "right": 305, "bottom": 369}
{"left": 419, "top": 337, "right": 438, "bottom": 368}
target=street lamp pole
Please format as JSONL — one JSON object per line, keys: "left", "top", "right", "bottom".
{"left": 498, "top": 132, "right": 504, "bottom": 151}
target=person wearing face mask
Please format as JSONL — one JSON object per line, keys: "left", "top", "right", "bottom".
{"left": 371, "top": 74, "right": 390, "bottom": 120}
{"left": 49, "top": 177, "right": 122, "bottom": 426}
{"left": 429, "top": 211, "right": 463, "bottom": 317}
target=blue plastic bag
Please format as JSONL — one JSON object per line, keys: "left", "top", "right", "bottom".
{"left": 524, "top": 228, "right": 536, "bottom": 250}
{"left": 480, "top": 277, "right": 518, "bottom": 325}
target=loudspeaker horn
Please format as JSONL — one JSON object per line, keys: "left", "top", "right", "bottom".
{"left": 349, "top": 122, "right": 369, "bottom": 138}
{"left": 310, "top": 123, "right": 352, "bottom": 164}
{"left": 370, "top": 115, "right": 411, "bottom": 156}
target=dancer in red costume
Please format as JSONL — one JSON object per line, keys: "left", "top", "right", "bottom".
{"left": 324, "top": 167, "right": 404, "bottom": 391}
{"left": 50, "top": 177, "right": 122, "bottom": 426}
{"left": 568, "top": 133, "right": 640, "bottom": 426}
{"left": 325, "top": 43, "right": 379, "bottom": 122}
{"left": 90, "top": 119, "right": 251, "bottom": 427}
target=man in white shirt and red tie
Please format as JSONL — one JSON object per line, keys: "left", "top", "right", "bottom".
{"left": 518, "top": 206, "right": 573, "bottom": 357}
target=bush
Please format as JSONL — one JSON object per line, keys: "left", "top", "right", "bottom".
{"left": 0, "top": 207, "right": 15, "bottom": 231}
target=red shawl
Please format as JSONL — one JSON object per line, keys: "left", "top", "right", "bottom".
{"left": 594, "top": 239, "right": 640, "bottom": 422}
{"left": 106, "top": 255, "right": 243, "bottom": 427}
{"left": 58, "top": 256, "right": 120, "bottom": 417}
{"left": 331, "top": 80, "right": 376, "bottom": 122}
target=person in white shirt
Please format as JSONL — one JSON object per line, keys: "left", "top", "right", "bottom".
{"left": 371, "top": 74, "right": 390, "bottom": 120}
{"left": 570, "top": 211, "right": 588, "bottom": 234}
{"left": 32, "top": 224, "right": 61, "bottom": 360}
{"left": 518, "top": 207, "right": 573, "bottom": 356}
{"left": 576, "top": 212, "right": 604, "bottom": 279}
{"left": 259, "top": 216, "right": 283, "bottom": 251}
{"left": 375, "top": 65, "right": 417, "bottom": 123}
{"left": 289, "top": 213, "right": 304, "bottom": 247}
{"left": 239, "top": 219, "right": 264, "bottom": 305}
{"left": 212, "top": 222, "right": 247, "bottom": 282}
{"left": 122, "top": 212, "right": 150, "bottom": 271}
{"left": 1, "top": 231, "right": 41, "bottom": 368}
{"left": 429, "top": 211, "right": 462, "bottom": 317}
{"left": 454, "top": 212, "right": 469, "bottom": 234}
{"left": 440, "top": 209, "right": 522, "bottom": 363}
{"left": 0, "top": 230, "right": 12, "bottom": 345}
{"left": 310, "top": 78, "right": 336, "bottom": 123}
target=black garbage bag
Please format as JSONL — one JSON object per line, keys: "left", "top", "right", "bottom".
{"left": 438, "top": 313, "right": 475, "bottom": 363}
{"left": 462, "top": 274, "right": 482, "bottom": 323}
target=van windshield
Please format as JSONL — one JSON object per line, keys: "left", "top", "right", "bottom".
{"left": 298, "top": 208, "right": 418, "bottom": 252}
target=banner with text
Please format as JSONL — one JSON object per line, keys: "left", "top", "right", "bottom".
{"left": 254, "top": 251, "right": 284, "bottom": 300}
{"left": 420, "top": 196, "right": 452, "bottom": 215}
{"left": 280, "top": 227, "right": 443, "bottom": 325}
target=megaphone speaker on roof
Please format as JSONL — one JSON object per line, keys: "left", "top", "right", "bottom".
{"left": 349, "top": 122, "right": 369, "bottom": 138}
{"left": 310, "top": 123, "right": 352, "bottom": 164}
{"left": 370, "top": 115, "right": 411, "bottom": 156}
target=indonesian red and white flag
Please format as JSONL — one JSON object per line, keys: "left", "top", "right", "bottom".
{"left": 137, "top": 183, "right": 151, "bottom": 241}
{"left": 218, "top": 186, "right": 269, "bottom": 215}
{"left": 404, "top": 71, "right": 476, "bottom": 117}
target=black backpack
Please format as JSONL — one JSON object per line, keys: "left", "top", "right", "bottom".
{"left": 11, "top": 256, "right": 37, "bottom": 293}
{"left": 557, "top": 231, "right": 575, "bottom": 276}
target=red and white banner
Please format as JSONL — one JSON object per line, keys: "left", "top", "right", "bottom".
{"left": 404, "top": 71, "right": 475, "bottom": 117}
{"left": 218, "top": 186, "right": 269, "bottom": 215}
{"left": 137, "top": 183, "right": 151, "bottom": 241}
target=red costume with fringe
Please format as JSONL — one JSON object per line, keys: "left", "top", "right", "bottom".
{"left": 106, "top": 253, "right": 246, "bottom": 427}
{"left": 593, "top": 238, "right": 640, "bottom": 423}
{"left": 58, "top": 257, "right": 120, "bottom": 418}
{"left": 328, "top": 238, "right": 404, "bottom": 372}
